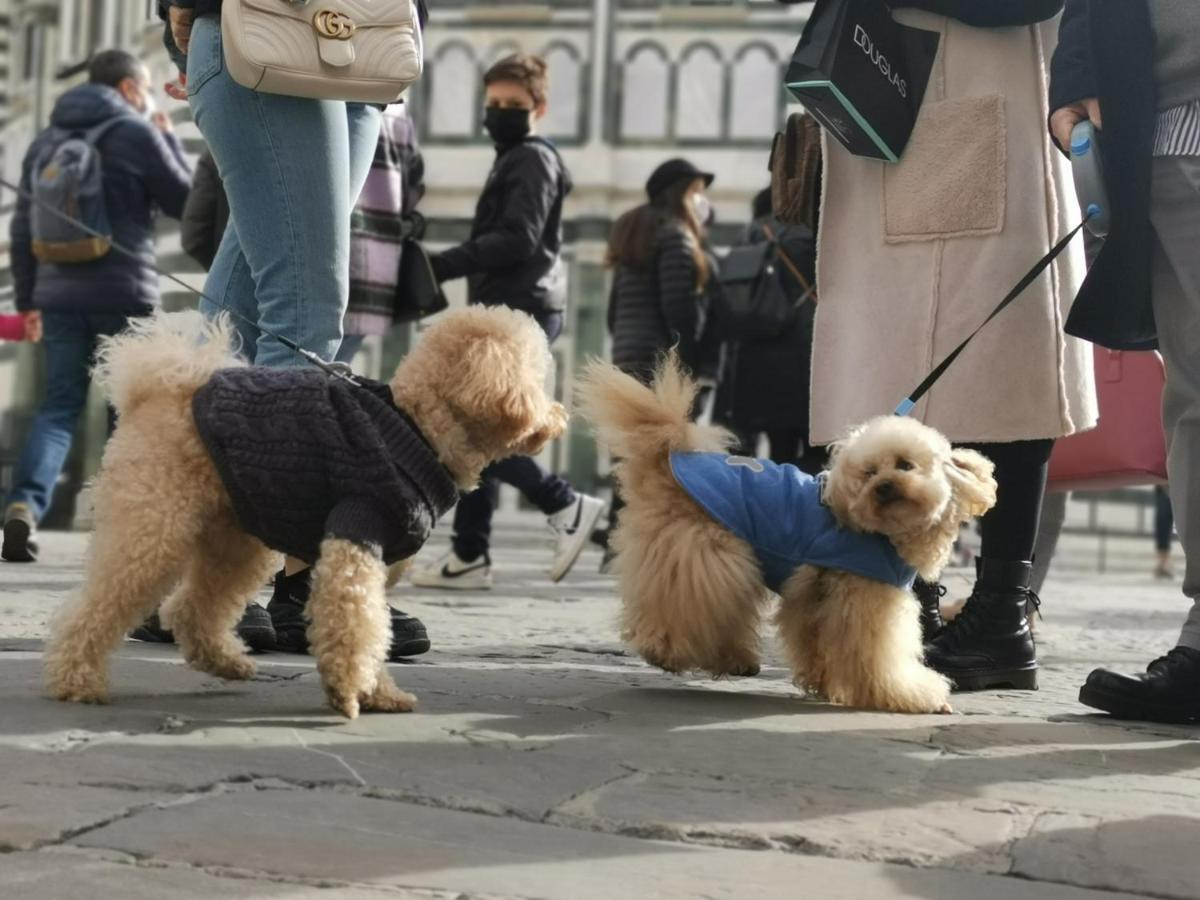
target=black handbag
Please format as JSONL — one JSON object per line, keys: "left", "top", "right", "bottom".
{"left": 784, "top": 0, "right": 939, "bottom": 162}
{"left": 394, "top": 237, "right": 449, "bottom": 324}
{"left": 715, "top": 229, "right": 815, "bottom": 342}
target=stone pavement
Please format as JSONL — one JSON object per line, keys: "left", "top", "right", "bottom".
{"left": 1, "top": 515, "right": 1198, "bottom": 899}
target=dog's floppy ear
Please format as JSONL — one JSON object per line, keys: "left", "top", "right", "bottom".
{"left": 946, "top": 448, "right": 998, "bottom": 520}
{"left": 514, "top": 401, "right": 568, "bottom": 456}
{"left": 452, "top": 334, "right": 542, "bottom": 443}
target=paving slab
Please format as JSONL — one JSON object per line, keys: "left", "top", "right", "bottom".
{"left": 1, "top": 524, "right": 1197, "bottom": 898}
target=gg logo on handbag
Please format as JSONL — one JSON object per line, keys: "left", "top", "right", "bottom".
{"left": 313, "top": 9, "right": 357, "bottom": 40}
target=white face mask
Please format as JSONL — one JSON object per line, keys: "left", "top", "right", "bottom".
{"left": 140, "top": 90, "right": 157, "bottom": 120}
{"left": 692, "top": 193, "right": 713, "bottom": 226}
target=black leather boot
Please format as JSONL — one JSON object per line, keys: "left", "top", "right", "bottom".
{"left": 914, "top": 579, "right": 946, "bottom": 643}
{"left": 924, "top": 558, "right": 1038, "bottom": 691}
{"left": 1079, "top": 647, "right": 1200, "bottom": 723}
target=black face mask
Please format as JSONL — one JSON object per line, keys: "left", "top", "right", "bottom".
{"left": 484, "top": 106, "right": 533, "bottom": 145}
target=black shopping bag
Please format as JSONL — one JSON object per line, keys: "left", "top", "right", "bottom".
{"left": 395, "top": 238, "right": 449, "bottom": 324}
{"left": 785, "top": 0, "right": 939, "bottom": 162}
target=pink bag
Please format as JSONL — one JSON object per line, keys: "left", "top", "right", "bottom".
{"left": 1048, "top": 348, "right": 1168, "bottom": 492}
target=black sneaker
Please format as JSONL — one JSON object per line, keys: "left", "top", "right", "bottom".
{"left": 2, "top": 503, "right": 38, "bottom": 563}
{"left": 1079, "top": 647, "right": 1200, "bottom": 723}
{"left": 130, "top": 605, "right": 275, "bottom": 651}
{"left": 236, "top": 604, "right": 277, "bottom": 652}
{"left": 130, "top": 612, "right": 175, "bottom": 643}
{"left": 267, "top": 568, "right": 431, "bottom": 659}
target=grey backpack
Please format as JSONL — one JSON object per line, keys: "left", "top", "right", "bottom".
{"left": 30, "top": 118, "right": 126, "bottom": 264}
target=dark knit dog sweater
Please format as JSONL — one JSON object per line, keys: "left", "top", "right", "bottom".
{"left": 192, "top": 368, "right": 459, "bottom": 565}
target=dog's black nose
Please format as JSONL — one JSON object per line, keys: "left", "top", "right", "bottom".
{"left": 875, "top": 481, "right": 898, "bottom": 502}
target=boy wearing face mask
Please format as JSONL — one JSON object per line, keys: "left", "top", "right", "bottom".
{"left": 417, "top": 54, "right": 606, "bottom": 590}
{"left": 3, "top": 49, "right": 192, "bottom": 563}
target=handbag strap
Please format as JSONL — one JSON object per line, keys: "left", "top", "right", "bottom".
{"left": 761, "top": 222, "right": 817, "bottom": 305}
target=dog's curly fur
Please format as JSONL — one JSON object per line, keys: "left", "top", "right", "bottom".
{"left": 579, "top": 354, "right": 997, "bottom": 714}
{"left": 44, "top": 306, "right": 565, "bottom": 718}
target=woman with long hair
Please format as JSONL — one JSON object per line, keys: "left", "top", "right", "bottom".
{"left": 599, "top": 160, "right": 717, "bottom": 567}
{"left": 606, "top": 159, "right": 716, "bottom": 384}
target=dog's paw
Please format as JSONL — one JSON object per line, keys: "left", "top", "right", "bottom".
{"left": 198, "top": 654, "right": 256, "bottom": 682}
{"left": 48, "top": 679, "right": 109, "bottom": 705}
{"left": 327, "top": 690, "right": 361, "bottom": 720}
{"left": 361, "top": 687, "right": 418, "bottom": 714}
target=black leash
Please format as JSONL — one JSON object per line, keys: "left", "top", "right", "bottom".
{"left": 0, "top": 175, "right": 359, "bottom": 385}
{"left": 894, "top": 217, "right": 1090, "bottom": 416}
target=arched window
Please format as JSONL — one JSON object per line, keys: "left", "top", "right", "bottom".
{"left": 730, "top": 44, "right": 781, "bottom": 140}
{"left": 675, "top": 43, "right": 724, "bottom": 141}
{"left": 619, "top": 43, "right": 670, "bottom": 141}
{"left": 540, "top": 43, "right": 584, "bottom": 142}
{"left": 427, "top": 42, "right": 479, "bottom": 139}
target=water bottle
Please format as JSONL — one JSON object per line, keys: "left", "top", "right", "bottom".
{"left": 1070, "top": 120, "right": 1110, "bottom": 238}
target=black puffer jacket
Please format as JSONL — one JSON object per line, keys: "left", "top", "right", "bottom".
{"left": 9, "top": 85, "right": 192, "bottom": 314}
{"left": 608, "top": 222, "right": 709, "bottom": 384}
{"left": 434, "top": 138, "right": 572, "bottom": 312}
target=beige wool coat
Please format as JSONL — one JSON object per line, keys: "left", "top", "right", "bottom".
{"left": 810, "top": 11, "right": 1098, "bottom": 446}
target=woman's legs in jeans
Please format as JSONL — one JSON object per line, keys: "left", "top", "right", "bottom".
{"left": 187, "top": 16, "right": 380, "bottom": 366}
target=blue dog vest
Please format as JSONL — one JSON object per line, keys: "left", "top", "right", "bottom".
{"left": 670, "top": 452, "right": 918, "bottom": 593}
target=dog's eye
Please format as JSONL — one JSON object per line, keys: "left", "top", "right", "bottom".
{"left": 896, "top": 459, "right": 914, "bottom": 472}
{"left": 863, "top": 467, "right": 877, "bottom": 479}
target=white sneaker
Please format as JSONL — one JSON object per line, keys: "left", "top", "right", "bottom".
{"left": 547, "top": 494, "right": 606, "bottom": 583}
{"left": 411, "top": 549, "right": 493, "bottom": 591}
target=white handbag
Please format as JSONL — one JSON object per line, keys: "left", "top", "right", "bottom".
{"left": 221, "top": 0, "right": 423, "bottom": 104}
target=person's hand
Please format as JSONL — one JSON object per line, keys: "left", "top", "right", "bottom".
{"left": 165, "top": 72, "right": 188, "bottom": 102}
{"left": 22, "top": 311, "right": 42, "bottom": 343}
{"left": 169, "top": 6, "right": 194, "bottom": 54}
{"left": 151, "top": 110, "right": 174, "bottom": 134}
{"left": 1050, "top": 97, "right": 1102, "bottom": 152}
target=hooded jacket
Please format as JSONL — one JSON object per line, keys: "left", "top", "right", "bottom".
{"left": 9, "top": 84, "right": 193, "bottom": 315}
{"left": 433, "top": 137, "right": 572, "bottom": 313}
{"left": 671, "top": 452, "right": 918, "bottom": 593}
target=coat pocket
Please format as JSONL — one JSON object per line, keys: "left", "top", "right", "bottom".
{"left": 883, "top": 94, "right": 1006, "bottom": 243}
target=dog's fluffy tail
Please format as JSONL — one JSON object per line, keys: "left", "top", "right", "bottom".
{"left": 577, "top": 352, "right": 733, "bottom": 460}
{"left": 94, "top": 310, "right": 244, "bottom": 416}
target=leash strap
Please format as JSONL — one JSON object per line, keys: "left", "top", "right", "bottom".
{"left": 894, "top": 219, "right": 1088, "bottom": 417}
{"left": 0, "top": 175, "right": 359, "bottom": 385}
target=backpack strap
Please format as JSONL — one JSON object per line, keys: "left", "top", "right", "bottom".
{"left": 83, "top": 114, "right": 137, "bottom": 148}
{"left": 761, "top": 222, "right": 817, "bottom": 305}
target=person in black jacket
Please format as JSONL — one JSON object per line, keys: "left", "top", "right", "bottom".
{"left": 414, "top": 54, "right": 605, "bottom": 591}
{"left": 3, "top": 50, "right": 192, "bottom": 565}
{"left": 1050, "top": 0, "right": 1200, "bottom": 724}
{"left": 714, "top": 189, "right": 825, "bottom": 474}
{"left": 180, "top": 149, "right": 228, "bottom": 272}
{"left": 607, "top": 158, "right": 717, "bottom": 384}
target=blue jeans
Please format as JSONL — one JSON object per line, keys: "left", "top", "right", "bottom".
{"left": 5, "top": 312, "right": 133, "bottom": 522}
{"left": 187, "top": 16, "right": 381, "bottom": 367}
{"left": 451, "top": 311, "right": 575, "bottom": 560}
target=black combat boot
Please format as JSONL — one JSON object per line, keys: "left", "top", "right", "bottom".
{"left": 924, "top": 558, "right": 1039, "bottom": 691}
{"left": 268, "top": 568, "right": 431, "bottom": 659}
{"left": 1080, "top": 647, "right": 1200, "bottom": 723}
{"left": 914, "top": 579, "right": 946, "bottom": 643}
